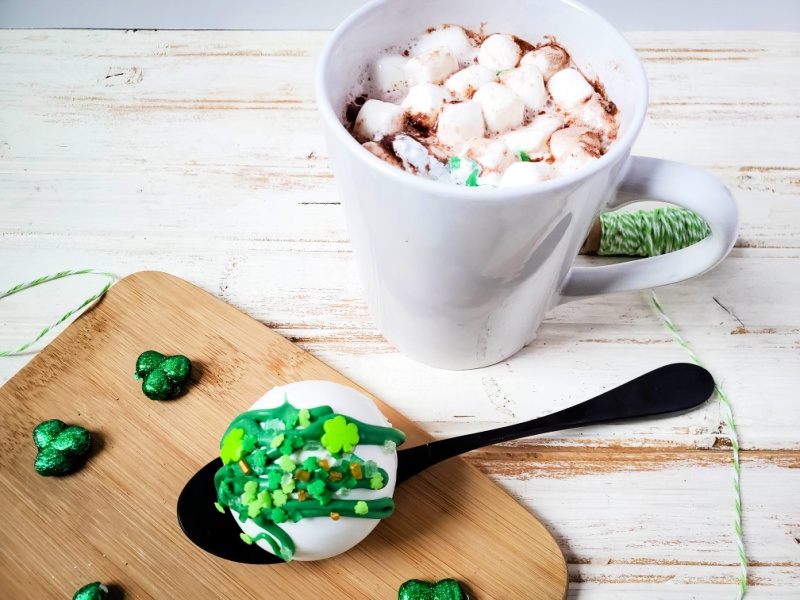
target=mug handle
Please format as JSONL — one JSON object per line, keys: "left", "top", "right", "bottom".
{"left": 558, "top": 155, "right": 739, "bottom": 301}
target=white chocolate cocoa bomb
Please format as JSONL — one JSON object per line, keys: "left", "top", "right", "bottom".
{"left": 235, "top": 380, "right": 400, "bottom": 561}
{"left": 347, "top": 25, "right": 619, "bottom": 187}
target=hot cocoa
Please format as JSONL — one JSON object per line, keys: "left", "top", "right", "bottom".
{"left": 344, "top": 25, "right": 619, "bottom": 187}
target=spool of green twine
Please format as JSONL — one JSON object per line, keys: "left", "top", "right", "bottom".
{"left": 587, "top": 206, "right": 711, "bottom": 257}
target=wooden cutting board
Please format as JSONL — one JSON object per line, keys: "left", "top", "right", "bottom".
{"left": 0, "top": 271, "right": 567, "bottom": 599}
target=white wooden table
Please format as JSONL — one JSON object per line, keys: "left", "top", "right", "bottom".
{"left": 1, "top": 30, "right": 799, "bottom": 598}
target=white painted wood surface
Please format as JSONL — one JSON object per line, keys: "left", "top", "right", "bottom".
{"left": 1, "top": 30, "right": 799, "bottom": 597}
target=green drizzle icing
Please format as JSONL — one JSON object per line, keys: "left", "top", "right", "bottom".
{"left": 215, "top": 397, "right": 405, "bottom": 561}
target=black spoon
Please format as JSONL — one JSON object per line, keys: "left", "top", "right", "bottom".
{"left": 177, "top": 362, "right": 713, "bottom": 564}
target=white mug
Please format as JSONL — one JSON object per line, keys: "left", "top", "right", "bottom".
{"left": 316, "top": 0, "right": 739, "bottom": 370}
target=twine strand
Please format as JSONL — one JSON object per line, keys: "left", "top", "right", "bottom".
{"left": 651, "top": 290, "right": 746, "bottom": 599}
{"left": 0, "top": 269, "right": 116, "bottom": 356}
{"left": 600, "top": 207, "right": 711, "bottom": 257}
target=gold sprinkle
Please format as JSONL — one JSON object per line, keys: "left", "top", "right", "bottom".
{"left": 318, "top": 459, "right": 330, "bottom": 471}
{"left": 330, "top": 512, "right": 340, "bottom": 521}
{"left": 294, "top": 469, "right": 310, "bottom": 482}
{"left": 349, "top": 462, "right": 363, "bottom": 480}
{"left": 238, "top": 459, "right": 253, "bottom": 475}
{"left": 328, "top": 471, "right": 342, "bottom": 482}
{"left": 297, "top": 490, "right": 308, "bottom": 502}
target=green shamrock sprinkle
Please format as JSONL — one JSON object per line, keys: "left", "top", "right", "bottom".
{"left": 297, "top": 409, "right": 311, "bottom": 427}
{"left": 248, "top": 490, "right": 272, "bottom": 518}
{"left": 519, "top": 150, "right": 531, "bottom": 162}
{"left": 281, "top": 473, "right": 296, "bottom": 494}
{"left": 448, "top": 156, "right": 461, "bottom": 170}
{"left": 240, "top": 532, "right": 253, "bottom": 545}
{"left": 277, "top": 454, "right": 296, "bottom": 473}
{"left": 354, "top": 501, "right": 369, "bottom": 515}
{"left": 134, "top": 350, "right": 191, "bottom": 400}
{"left": 214, "top": 502, "right": 225, "bottom": 514}
{"left": 320, "top": 415, "right": 360, "bottom": 454}
{"left": 465, "top": 167, "right": 479, "bottom": 187}
{"left": 398, "top": 579, "right": 468, "bottom": 600}
{"left": 302, "top": 456, "right": 319, "bottom": 472}
{"left": 270, "top": 434, "right": 285, "bottom": 449}
{"left": 370, "top": 473, "right": 384, "bottom": 490}
{"left": 33, "top": 420, "right": 92, "bottom": 477}
{"left": 220, "top": 428, "right": 246, "bottom": 465}
{"left": 271, "top": 507, "right": 288, "bottom": 524}
{"left": 271, "top": 489, "right": 288, "bottom": 507}
{"left": 73, "top": 582, "right": 110, "bottom": 600}
{"left": 266, "top": 470, "right": 282, "bottom": 490}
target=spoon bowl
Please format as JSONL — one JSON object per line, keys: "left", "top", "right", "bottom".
{"left": 177, "top": 362, "right": 714, "bottom": 564}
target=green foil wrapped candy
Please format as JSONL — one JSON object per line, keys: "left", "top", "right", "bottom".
{"left": 134, "top": 350, "right": 192, "bottom": 400}
{"left": 33, "top": 420, "right": 92, "bottom": 476}
{"left": 73, "top": 581, "right": 110, "bottom": 600}
{"left": 398, "top": 579, "right": 469, "bottom": 600}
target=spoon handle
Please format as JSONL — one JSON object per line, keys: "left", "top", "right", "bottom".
{"left": 395, "top": 363, "right": 713, "bottom": 485}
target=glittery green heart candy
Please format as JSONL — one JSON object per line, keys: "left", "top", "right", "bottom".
{"left": 398, "top": 579, "right": 469, "bottom": 600}
{"left": 33, "top": 419, "right": 92, "bottom": 476}
{"left": 135, "top": 350, "right": 192, "bottom": 400}
{"left": 73, "top": 581, "right": 109, "bottom": 600}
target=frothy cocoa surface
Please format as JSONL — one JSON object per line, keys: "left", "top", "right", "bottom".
{"left": 345, "top": 25, "right": 620, "bottom": 187}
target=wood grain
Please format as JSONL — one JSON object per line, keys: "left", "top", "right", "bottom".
{"left": 0, "top": 30, "right": 798, "bottom": 597}
{"left": 0, "top": 271, "right": 567, "bottom": 599}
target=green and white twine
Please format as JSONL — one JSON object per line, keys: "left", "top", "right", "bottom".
{"left": 600, "top": 207, "right": 711, "bottom": 257}
{"left": 0, "top": 269, "right": 116, "bottom": 356}
{"left": 651, "top": 291, "right": 746, "bottom": 599}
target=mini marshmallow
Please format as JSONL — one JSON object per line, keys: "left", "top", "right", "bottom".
{"left": 499, "top": 64, "right": 547, "bottom": 112}
{"left": 411, "top": 25, "right": 476, "bottom": 67}
{"left": 472, "top": 82, "right": 525, "bottom": 133}
{"left": 549, "top": 126, "right": 603, "bottom": 175}
{"left": 461, "top": 137, "right": 515, "bottom": 185}
{"left": 445, "top": 65, "right": 497, "bottom": 100}
{"left": 499, "top": 161, "right": 551, "bottom": 187}
{"left": 404, "top": 47, "right": 459, "bottom": 85}
{"left": 547, "top": 68, "right": 594, "bottom": 110}
{"left": 501, "top": 113, "right": 564, "bottom": 159}
{"left": 477, "top": 34, "right": 522, "bottom": 72}
{"left": 566, "top": 92, "right": 620, "bottom": 141}
{"left": 401, "top": 83, "right": 449, "bottom": 130}
{"left": 370, "top": 55, "right": 409, "bottom": 100}
{"left": 521, "top": 45, "right": 570, "bottom": 82}
{"left": 353, "top": 99, "right": 406, "bottom": 142}
{"left": 437, "top": 100, "right": 485, "bottom": 147}
{"left": 392, "top": 133, "right": 446, "bottom": 180}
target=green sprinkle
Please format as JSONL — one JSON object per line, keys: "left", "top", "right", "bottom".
{"left": 370, "top": 473, "right": 384, "bottom": 490}
{"left": 214, "top": 501, "right": 225, "bottom": 514}
{"left": 302, "top": 456, "right": 319, "bottom": 472}
{"left": 244, "top": 480, "right": 258, "bottom": 495}
{"left": 267, "top": 470, "right": 282, "bottom": 490}
{"left": 465, "top": 168, "right": 479, "bottom": 187}
{"left": 320, "top": 415, "right": 360, "bottom": 454}
{"left": 271, "top": 508, "right": 288, "bottom": 524}
{"left": 272, "top": 489, "right": 288, "bottom": 507}
{"left": 220, "top": 428, "right": 246, "bottom": 465}
{"left": 240, "top": 533, "right": 253, "bottom": 545}
{"left": 307, "top": 480, "right": 326, "bottom": 497}
{"left": 277, "top": 454, "right": 296, "bottom": 473}
{"left": 354, "top": 501, "right": 369, "bottom": 515}
{"left": 519, "top": 150, "right": 531, "bottom": 162}
{"left": 496, "top": 69, "right": 506, "bottom": 76}
{"left": 270, "top": 433, "right": 285, "bottom": 449}
{"left": 297, "top": 409, "right": 311, "bottom": 428}
{"left": 281, "top": 472, "right": 296, "bottom": 493}
{"left": 448, "top": 156, "right": 461, "bottom": 169}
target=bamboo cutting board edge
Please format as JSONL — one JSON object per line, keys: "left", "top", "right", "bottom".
{"left": 0, "top": 270, "right": 567, "bottom": 599}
